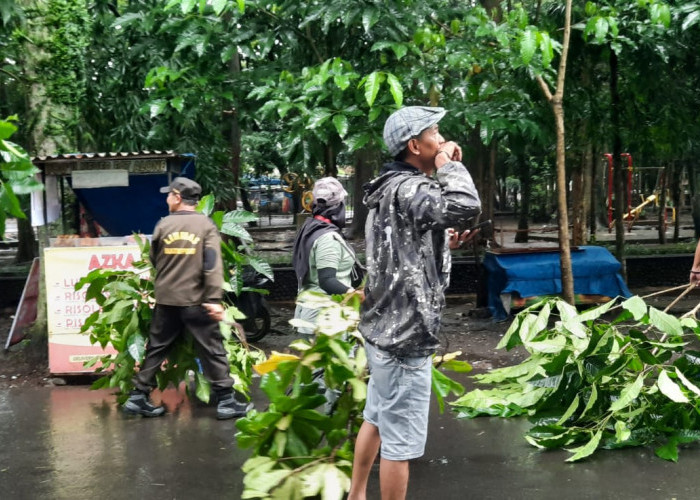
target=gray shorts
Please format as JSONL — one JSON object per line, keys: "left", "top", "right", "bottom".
{"left": 363, "top": 342, "right": 432, "bottom": 461}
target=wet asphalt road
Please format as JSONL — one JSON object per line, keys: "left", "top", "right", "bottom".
{"left": 1, "top": 379, "right": 699, "bottom": 500}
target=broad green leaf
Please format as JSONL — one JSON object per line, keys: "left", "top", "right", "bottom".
{"left": 386, "top": 73, "right": 403, "bottom": 107}
{"left": 111, "top": 12, "right": 144, "bottom": 28}
{"left": 648, "top": 307, "right": 683, "bottom": 338}
{"left": 222, "top": 209, "right": 257, "bottom": 225}
{"left": 475, "top": 356, "right": 541, "bottom": 384}
{"left": 0, "top": 184, "right": 24, "bottom": 218}
{"left": 270, "top": 475, "right": 304, "bottom": 500}
{"left": 368, "top": 106, "right": 382, "bottom": 122}
{"left": 148, "top": 99, "right": 167, "bottom": 118}
{"left": 247, "top": 256, "right": 274, "bottom": 281}
{"left": 243, "top": 468, "right": 294, "bottom": 496}
{"left": 526, "top": 424, "right": 584, "bottom": 448}
{"left": 538, "top": 31, "right": 553, "bottom": 67}
{"left": 614, "top": 420, "right": 631, "bottom": 442}
{"left": 348, "top": 377, "right": 366, "bottom": 402}
{"left": 196, "top": 194, "right": 215, "bottom": 216}
{"left": 580, "top": 384, "right": 598, "bottom": 418}
{"left": 170, "top": 97, "right": 184, "bottom": 112}
{"left": 577, "top": 299, "right": 617, "bottom": 323}
{"left": 241, "top": 455, "right": 275, "bottom": 474}
{"left": 440, "top": 359, "right": 472, "bottom": 373}
{"left": 180, "top": 0, "right": 196, "bottom": 14}
{"left": 565, "top": 429, "right": 602, "bottom": 462}
{"left": 594, "top": 17, "right": 609, "bottom": 43}
{"left": 676, "top": 429, "right": 700, "bottom": 444}
{"left": 681, "top": 317, "right": 699, "bottom": 329}
{"left": 496, "top": 314, "right": 522, "bottom": 350}
{"left": 675, "top": 367, "right": 700, "bottom": 397}
{"left": 345, "top": 133, "right": 371, "bottom": 152}
{"left": 211, "top": 0, "right": 226, "bottom": 15}
{"left": 432, "top": 366, "right": 465, "bottom": 413}
{"left": 334, "top": 73, "right": 350, "bottom": 90}
{"left": 221, "top": 222, "right": 252, "bottom": 242}
{"left": 609, "top": 373, "right": 644, "bottom": 412}
{"left": 391, "top": 43, "right": 408, "bottom": 60}
{"left": 652, "top": 4, "right": 671, "bottom": 28}
{"left": 562, "top": 317, "right": 588, "bottom": 339}
{"left": 555, "top": 299, "right": 577, "bottom": 321}
{"left": 556, "top": 394, "right": 579, "bottom": 425}
{"left": 276, "top": 414, "right": 292, "bottom": 430}
{"left": 453, "top": 386, "right": 546, "bottom": 412}
{"left": 0, "top": 120, "right": 17, "bottom": 140}
{"left": 519, "top": 29, "right": 536, "bottom": 65}
{"left": 332, "top": 114, "right": 349, "bottom": 138}
{"left": 362, "top": 8, "right": 380, "bottom": 34}
{"left": 518, "top": 313, "right": 539, "bottom": 344}
{"left": 523, "top": 335, "right": 566, "bottom": 354}
{"left": 657, "top": 369, "right": 689, "bottom": 403}
{"left": 622, "top": 296, "right": 647, "bottom": 321}
{"left": 301, "top": 464, "right": 349, "bottom": 500}
{"left": 479, "top": 123, "right": 492, "bottom": 145}
{"left": 585, "top": 1, "right": 597, "bottom": 17}
{"left": 307, "top": 109, "right": 333, "bottom": 129}
{"left": 655, "top": 437, "right": 679, "bottom": 462}
{"left": 195, "top": 371, "right": 211, "bottom": 403}
{"left": 682, "top": 10, "right": 700, "bottom": 31}
{"left": 363, "top": 72, "right": 383, "bottom": 107}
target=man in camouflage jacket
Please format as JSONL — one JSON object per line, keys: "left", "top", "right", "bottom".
{"left": 349, "top": 106, "right": 481, "bottom": 500}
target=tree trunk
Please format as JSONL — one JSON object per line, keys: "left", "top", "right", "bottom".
{"left": 347, "top": 148, "right": 379, "bottom": 239}
{"left": 610, "top": 48, "right": 627, "bottom": 279}
{"left": 571, "top": 151, "right": 584, "bottom": 246}
{"left": 15, "top": 214, "right": 37, "bottom": 262}
{"left": 582, "top": 142, "right": 593, "bottom": 242}
{"left": 657, "top": 167, "right": 667, "bottom": 244}
{"left": 670, "top": 162, "right": 681, "bottom": 242}
{"left": 324, "top": 143, "right": 337, "bottom": 176}
{"left": 515, "top": 153, "right": 530, "bottom": 243}
{"left": 535, "top": 0, "right": 574, "bottom": 304}
{"left": 469, "top": 127, "right": 487, "bottom": 206}
{"left": 486, "top": 139, "right": 497, "bottom": 221}
{"left": 227, "top": 49, "right": 242, "bottom": 211}
{"left": 481, "top": 0, "right": 503, "bottom": 21}
{"left": 553, "top": 99, "right": 574, "bottom": 304}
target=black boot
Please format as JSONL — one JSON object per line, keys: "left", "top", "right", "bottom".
{"left": 123, "top": 390, "right": 166, "bottom": 417}
{"left": 215, "top": 390, "right": 253, "bottom": 420}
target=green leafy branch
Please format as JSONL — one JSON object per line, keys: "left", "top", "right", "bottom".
{"left": 453, "top": 295, "right": 700, "bottom": 462}
{"left": 237, "top": 290, "right": 471, "bottom": 499}
{"left": 0, "top": 116, "right": 42, "bottom": 238}
{"left": 236, "top": 293, "right": 365, "bottom": 499}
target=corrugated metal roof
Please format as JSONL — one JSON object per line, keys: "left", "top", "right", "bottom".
{"left": 32, "top": 150, "right": 182, "bottom": 162}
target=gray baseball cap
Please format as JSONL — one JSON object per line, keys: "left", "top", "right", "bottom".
{"left": 313, "top": 177, "right": 347, "bottom": 207}
{"left": 383, "top": 106, "right": 447, "bottom": 157}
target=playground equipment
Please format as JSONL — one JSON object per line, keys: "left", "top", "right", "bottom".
{"left": 605, "top": 153, "right": 675, "bottom": 232}
{"left": 619, "top": 193, "right": 676, "bottom": 232}
{"left": 281, "top": 172, "right": 314, "bottom": 212}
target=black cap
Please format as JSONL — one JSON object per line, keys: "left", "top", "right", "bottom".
{"left": 160, "top": 177, "right": 202, "bottom": 201}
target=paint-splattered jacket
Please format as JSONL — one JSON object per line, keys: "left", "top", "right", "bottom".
{"left": 359, "top": 160, "right": 482, "bottom": 357}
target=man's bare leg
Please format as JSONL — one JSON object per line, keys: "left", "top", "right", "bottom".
{"left": 379, "top": 458, "right": 409, "bottom": 500}
{"left": 348, "top": 421, "right": 381, "bottom": 500}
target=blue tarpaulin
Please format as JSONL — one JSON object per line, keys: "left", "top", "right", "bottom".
{"left": 70, "top": 159, "right": 195, "bottom": 236}
{"left": 483, "top": 246, "right": 632, "bottom": 320}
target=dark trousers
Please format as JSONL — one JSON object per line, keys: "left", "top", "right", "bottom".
{"left": 133, "top": 304, "right": 234, "bottom": 393}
